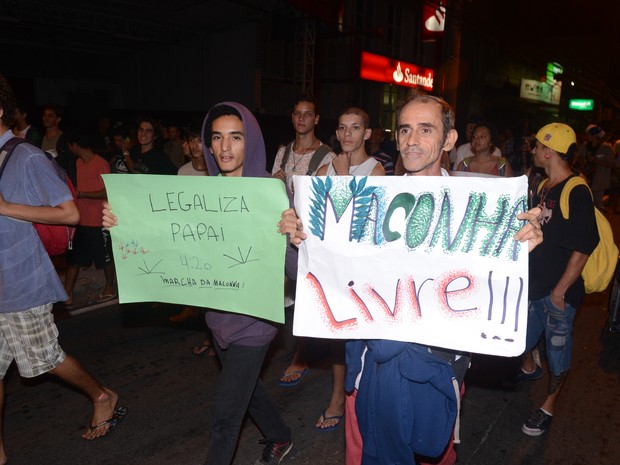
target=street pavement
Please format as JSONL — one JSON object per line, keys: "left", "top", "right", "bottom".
{"left": 3, "top": 215, "right": 620, "bottom": 465}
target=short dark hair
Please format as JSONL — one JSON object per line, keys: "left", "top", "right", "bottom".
{"left": 136, "top": 116, "right": 161, "bottom": 138}
{"left": 397, "top": 94, "right": 455, "bottom": 145}
{"left": 186, "top": 119, "right": 202, "bottom": 140}
{"left": 0, "top": 75, "right": 17, "bottom": 129}
{"left": 472, "top": 122, "right": 498, "bottom": 147}
{"left": 64, "top": 129, "right": 91, "bottom": 149}
{"left": 42, "top": 103, "right": 64, "bottom": 118}
{"left": 293, "top": 93, "right": 318, "bottom": 114}
{"left": 14, "top": 101, "right": 30, "bottom": 116}
{"left": 111, "top": 125, "right": 128, "bottom": 139}
{"left": 204, "top": 104, "right": 242, "bottom": 143}
{"left": 340, "top": 107, "right": 370, "bottom": 129}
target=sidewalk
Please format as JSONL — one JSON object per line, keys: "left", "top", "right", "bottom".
{"left": 52, "top": 255, "right": 119, "bottom": 317}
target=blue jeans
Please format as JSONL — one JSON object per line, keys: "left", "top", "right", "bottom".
{"left": 525, "top": 295, "right": 577, "bottom": 376}
{"left": 204, "top": 341, "right": 291, "bottom": 465}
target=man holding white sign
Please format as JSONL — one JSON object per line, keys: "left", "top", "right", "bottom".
{"left": 279, "top": 94, "right": 543, "bottom": 465}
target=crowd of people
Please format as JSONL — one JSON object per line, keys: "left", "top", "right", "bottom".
{"left": 0, "top": 68, "right": 611, "bottom": 465}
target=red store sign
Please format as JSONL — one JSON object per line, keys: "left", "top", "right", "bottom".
{"left": 360, "top": 51, "right": 434, "bottom": 91}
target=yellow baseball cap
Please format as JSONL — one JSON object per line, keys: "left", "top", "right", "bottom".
{"left": 535, "top": 123, "right": 576, "bottom": 154}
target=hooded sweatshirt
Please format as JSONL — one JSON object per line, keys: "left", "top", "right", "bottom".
{"left": 201, "top": 102, "right": 296, "bottom": 348}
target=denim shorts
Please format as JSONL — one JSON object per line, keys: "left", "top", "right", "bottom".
{"left": 525, "top": 295, "right": 576, "bottom": 376}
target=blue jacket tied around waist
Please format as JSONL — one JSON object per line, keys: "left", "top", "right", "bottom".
{"left": 346, "top": 340, "right": 459, "bottom": 463}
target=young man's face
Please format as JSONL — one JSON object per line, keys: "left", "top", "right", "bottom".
{"left": 396, "top": 100, "right": 456, "bottom": 176}
{"left": 209, "top": 115, "right": 244, "bottom": 177}
{"left": 113, "top": 134, "right": 125, "bottom": 149}
{"left": 42, "top": 109, "right": 60, "bottom": 129}
{"left": 531, "top": 140, "right": 548, "bottom": 168}
{"left": 169, "top": 126, "right": 180, "bottom": 140}
{"left": 13, "top": 109, "right": 26, "bottom": 126}
{"left": 188, "top": 135, "right": 204, "bottom": 160}
{"left": 336, "top": 113, "right": 371, "bottom": 154}
{"left": 291, "top": 101, "right": 319, "bottom": 136}
{"left": 138, "top": 122, "right": 156, "bottom": 148}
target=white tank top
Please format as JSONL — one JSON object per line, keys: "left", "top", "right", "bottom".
{"left": 326, "top": 157, "right": 379, "bottom": 176}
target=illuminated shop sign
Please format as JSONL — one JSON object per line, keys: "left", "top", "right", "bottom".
{"left": 520, "top": 78, "right": 561, "bottom": 105}
{"left": 568, "top": 99, "right": 594, "bottom": 111}
{"left": 546, "top": 62, "right": 563, "bottom": 85}
{"left": 421, "top": 1, "right": 446, "bottom": 42}
{"left": 360, "top": 51, "right": 434, "bottom": 91}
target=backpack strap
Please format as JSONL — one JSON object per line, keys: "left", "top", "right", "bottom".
{"left": 0, "top": 137, "right": 28, "bottom": 179}
{"left": 279, "top": 141, "right": 295, "bottom": 172}
{"left": 558, "top": 175, "right": 592, "bottom": 220}
{"left": 305, "top": 143, "right": 333, "bottom": 176}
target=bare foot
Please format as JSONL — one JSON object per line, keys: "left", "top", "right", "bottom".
{"left": 169, "top": 306, "right": 198, "bottom": 322}
{"left": 82, "top": 387, "right": 119, "bottom": 440}
{"left": 193, "top": 339, "right": 215, "bottom": 356}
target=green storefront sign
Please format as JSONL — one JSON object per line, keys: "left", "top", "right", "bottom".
{"left": 569, "top": 99, "right": 594, "bottom": 111}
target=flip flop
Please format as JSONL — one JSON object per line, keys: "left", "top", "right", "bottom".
{"left": 315, "top": 409, "right": 344, "bottom": 432}
{"left": 86, "top": 406, "right": 128, "bottom": 439}
{"left": 278, "top": 367, "right": 309, "bottom": 387}
{"left": 96, "top": 293, "right": 117, "bottom": 303}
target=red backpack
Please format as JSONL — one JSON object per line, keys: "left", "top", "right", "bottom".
{"left": 0, "top": 138, "right": 77, "bottom": 256}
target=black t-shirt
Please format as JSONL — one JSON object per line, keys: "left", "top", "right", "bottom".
{"left": 131, "top": 148, "right": 177, "bottom": 175}
{"left": 529, "top": 175, "right": 599, "bottom": 307}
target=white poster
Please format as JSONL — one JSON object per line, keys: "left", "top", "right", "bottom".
{"left": 292, "top": 175, "right": 530, "bottom": 357}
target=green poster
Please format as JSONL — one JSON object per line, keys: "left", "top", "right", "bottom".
{"left": 102, "top": 174, "right": 289, "bottom": 323}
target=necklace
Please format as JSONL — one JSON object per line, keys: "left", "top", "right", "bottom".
{"left": 537, "top": 178, "right": 562, "bottom": 209}
{"left": 291, "top": 138, "right": 317, "bottom": 172}
{"left": 349, "top": 161, "right": 364, "bottom": 175}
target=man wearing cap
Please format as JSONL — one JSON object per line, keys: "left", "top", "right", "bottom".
{"left": 504, "top": 123, "right": 599, "bottom": 436}
{"left": 585, "top": 125, "right": 615, "bottom": 209}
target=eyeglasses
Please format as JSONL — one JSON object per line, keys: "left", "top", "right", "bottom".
{"left": 292, "top": 111, "right": 315, "bottom": 119}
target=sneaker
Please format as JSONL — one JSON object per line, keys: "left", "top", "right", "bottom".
{"left": 502, "top": 365, "right": 543, "bottom": 388}
{"left": 254, "top": 438, "right": 293, "bottom": 465}
{"left": 522, "top": 408, "right": 553, "bottom": 436}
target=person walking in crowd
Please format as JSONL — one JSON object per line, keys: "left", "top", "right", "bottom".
{"left": 456, "top": 122, "right": 512, "bottom": 177}
{"left": 61, "top": 130, "right": 117, "bottom": 307}
{"left": 41, "top": 103, "right": 76, "bottom": 185}
{"left": 109, "top": 125, "right": 131, "bottom": 174}
{"left": 584, "top": 124, "right": 615, "bottom": 210}
{"left": 123, "top": 117, "right": 177, "bottom": 175}
{"left": 279, "top": 93, "right": 544, "bottom": 465}
{"left": 0, "top": 75, "right": 126, "bottom": 465}
{"left": 503, "top": 123, "right": 599, "bottom": 436}
{"left": 104, "top": 102, "right": 296, "bottom": 465}
{"left": 311, "top": 107, "right": 384, "bottom": 432}
{"left": 452, "top": 114, "right": 502, "bottom": 170}
{"left": 272, "top": 95, "right": 336, "bottom": 387}
{"left": 12, "top": 102, "right": 41, "bottom": 147}
{"left": 164, "top": 121, "right": 186, "bottom": 168}
{"left": 366, "top": 126, "right": 394, "bottom": 175}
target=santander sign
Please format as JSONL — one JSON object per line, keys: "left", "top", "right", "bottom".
{"left": 360, "top": 51, "right": 434, "bottom": 91}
